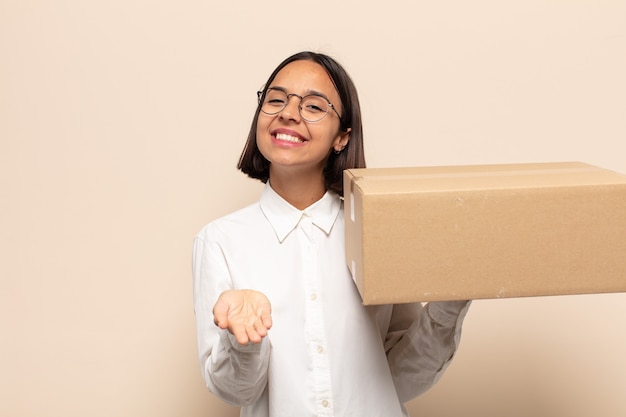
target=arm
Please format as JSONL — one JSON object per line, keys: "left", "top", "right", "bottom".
{"left": 385, "top": 300, "right": 471, "bottom": 403}
{"left": 192, "top": 234, "right": 271, "bottom": 406}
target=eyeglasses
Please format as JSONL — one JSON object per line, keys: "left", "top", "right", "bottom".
{"left": 257, "top": 88, "right": 342, "bottom": 123}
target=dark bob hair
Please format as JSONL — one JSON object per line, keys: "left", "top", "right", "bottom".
{"left": 237, "top": 51, "right": 366, "bottom": 196}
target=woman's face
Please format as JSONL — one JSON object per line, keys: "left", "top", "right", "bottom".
{"left": 256, "top": 60, "right": 350, "bottom": 177}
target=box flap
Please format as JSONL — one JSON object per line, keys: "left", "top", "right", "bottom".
{"left": 346, "top": 162, "right": 626, "bottom": 194}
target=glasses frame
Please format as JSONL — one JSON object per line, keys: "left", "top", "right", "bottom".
{"left": 257, "top": 88, "right": 342, "bottom": 123}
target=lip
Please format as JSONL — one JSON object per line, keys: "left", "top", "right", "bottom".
{"left": 270, "top": 128, "right": 308, "bottom": 146}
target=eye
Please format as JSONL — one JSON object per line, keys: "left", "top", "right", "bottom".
{"left": 304, "top": 104, "right": 324, "bottom": 113}
{"left": 301, "top": 96, "right": 328, "bottom": 113}
{"left": 267, "top": 98, "right": 286, "bottom": 106}
{"left": 264, "top": 90, "right": 287, "bottom": 107}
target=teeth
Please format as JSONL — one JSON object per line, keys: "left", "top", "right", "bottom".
{"left": 275, "top": 133, "right": 302, "bottom": 143}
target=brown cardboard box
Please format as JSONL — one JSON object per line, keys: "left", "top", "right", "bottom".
{"left": 344, "top": 162, "right": 626, "bottom": 305}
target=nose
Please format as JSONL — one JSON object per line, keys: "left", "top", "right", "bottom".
{"left": 279, "top": 95, "right": 302, "bottom": 122}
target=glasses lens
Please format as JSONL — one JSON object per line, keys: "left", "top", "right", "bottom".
{"left": 300, "top": 95, "right": 330, "bottom": 122}
{"left": 261, "top": 89, "right": 287, "bottom": 115}
{"left": 260, "top": 89, "right": 331, "bottom": 122}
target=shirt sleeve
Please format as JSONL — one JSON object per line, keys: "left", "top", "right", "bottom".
{"left": 192, "top": 233, "right": 271, "bottom": 406}
{"left": 384, "top": 300, "right": 471, "bottom": 403}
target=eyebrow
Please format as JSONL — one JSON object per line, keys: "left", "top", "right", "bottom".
{"left": 268, "top": 86, "right": 332, "bottom": 102}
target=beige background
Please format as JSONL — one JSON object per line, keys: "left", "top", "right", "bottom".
{"left": 2, "top": 1, "right": 625, "bottom": 416}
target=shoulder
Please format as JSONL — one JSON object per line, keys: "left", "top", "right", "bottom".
{"left": 195, "top": 202, "right": 263, "bottom": 243}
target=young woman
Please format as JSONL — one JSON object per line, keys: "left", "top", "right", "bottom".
{"left": 193, "top": 51, "right": 471, "bottom": 417}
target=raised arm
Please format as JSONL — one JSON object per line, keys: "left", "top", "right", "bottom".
{"left": 192, "top": 235, "right": 272, "bottom": 406}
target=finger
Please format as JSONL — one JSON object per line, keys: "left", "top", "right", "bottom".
{"left": 253, "top": 319, "right": 269, "bottom": 338}
{"left": 212, "top": 302, "right": 229, "bottom": 329}
{"left": 261, "top": 312, "right": 272, "bottom": 330}
{"left": 245, "top": 324, "right": 262, "bottom": 344}
{"left": 257, "top": 307, "right": 273, "bottom": 330}
{"left": 230, "top": 323, "right": 250, "bottom": 345}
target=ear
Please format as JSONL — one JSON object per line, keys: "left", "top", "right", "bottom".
{"left": 333, "top": 127, "right": 351, "bottom": 152}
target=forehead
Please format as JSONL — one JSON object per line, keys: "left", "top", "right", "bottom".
{"left": 269, "top": 60, "right": 340, "bottom": 102}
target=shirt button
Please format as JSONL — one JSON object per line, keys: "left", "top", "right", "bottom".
{"left": 316, "top": 345, "right": 324, "bottom": 354}
{"left": 322, "top": 400, "right": 329, "bottom": 408}
{"left": 310, "top": 293, "right": 317, "bottom": 301}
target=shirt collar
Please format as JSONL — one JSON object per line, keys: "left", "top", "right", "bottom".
{"left": 259, "top": 182, "right": 342, "bottom": 243}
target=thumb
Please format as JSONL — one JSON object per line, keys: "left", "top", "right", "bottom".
{"left": 260, "top": 308, "right": 273, "bottom": 329}
{"left": 212, "top": 298, "right": 230, "bottom": 329}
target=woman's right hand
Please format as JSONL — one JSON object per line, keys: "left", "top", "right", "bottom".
{"left": 213, "top": 289, "right": 273, "bottom": 345}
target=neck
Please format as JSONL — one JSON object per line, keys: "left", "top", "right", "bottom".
{"left": 268, "top": 167, "right": 327, "bottom": 210}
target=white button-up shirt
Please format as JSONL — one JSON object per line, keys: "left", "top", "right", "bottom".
{"left": 193, "top": 184, "right": 470, "bottom": 417}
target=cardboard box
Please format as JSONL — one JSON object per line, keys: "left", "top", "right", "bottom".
{"left": 344, "top": 162, "right": 626, "bottom": 304}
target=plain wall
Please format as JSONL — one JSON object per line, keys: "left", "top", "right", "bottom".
{"left": 1, "top": 1, "right": 625, "bottom": 416}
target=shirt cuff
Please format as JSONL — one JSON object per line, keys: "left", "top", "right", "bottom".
{"left": 427, "top": 300, "right": 472, "bottom": 327}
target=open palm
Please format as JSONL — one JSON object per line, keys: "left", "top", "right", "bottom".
{"left": 213, "top": 289, "right": 273, "bottom": 345}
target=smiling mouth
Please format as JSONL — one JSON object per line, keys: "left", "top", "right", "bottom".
{"left": 275, "top": 133, "right": 304, "bottom": 143}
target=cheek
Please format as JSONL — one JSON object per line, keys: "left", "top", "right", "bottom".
{"left": 255, "top": 116, "right": 272, "bottom": 157}
{"left": 256, "top": 116, "right": 271, "bottom": 144}
{"left": 319, "top": 126, "right": 343, "bottom": 147}
{"left": 256, "top": 114, "right": 269, "bottom": 135}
